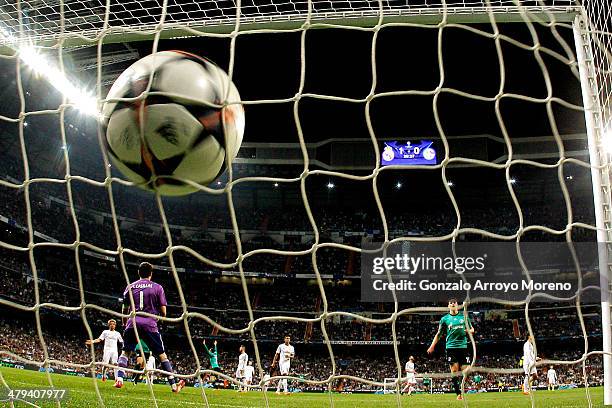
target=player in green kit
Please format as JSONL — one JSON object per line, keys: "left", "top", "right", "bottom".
{"left": 132, "top": 340, "right": 150, "bottom": 385}
{"left": 199, "top": 339, "right": 220, "bottom": 386}
{"left": 136, "top": 339, "right": 150, "bottom": 354}
{"left": 427, "top": 298, "right": 474, "bottom": 400}
{"left": 473, "top": 374, "right": 482, "bottom": 391}
{"left": 203, "top": 339, "right": 220, "bottom": 370}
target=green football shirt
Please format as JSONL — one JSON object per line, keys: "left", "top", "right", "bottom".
{"left": 204, "top": 343, "right": 220, "bottom": 369}
{"left": 438, "top": 313, "right": 472, "bottom": 349}
{"left": 135, "top": 340, "right": 150, "bottom": 354}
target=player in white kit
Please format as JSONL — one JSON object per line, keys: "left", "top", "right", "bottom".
{"left": 236, "top": 345, "right": 248, "bottom": 392}
{"left": 547, "top": 366, "right": 557, "bottom": 390}
{"left": 145, "top": 353, "right": 156, "bottom": 384}
{"left": 85, "top": 319, "right": 123, "bottom": 381}
{"left": 272, "top": 335, "right": 295, "bottom": 395}
{"left": 522, "top": 335, "right": 539, "bottom": 395}
{"left": 243, "top": 361, "right": 255, "bottom": 391}
{"left": 401, "top": 356, "right": 417, "bottom": 395}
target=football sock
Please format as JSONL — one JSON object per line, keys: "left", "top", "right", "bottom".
{"left": 117, "top": 355, "right": 128, "bottom": 380}
{"left": 160, "top": 359, "right": 176, "bottom": 386}
{"left": 452, "top": 376, "right": 461, "bottom": 395}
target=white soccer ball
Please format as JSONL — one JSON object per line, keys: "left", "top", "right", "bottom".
{"left": 102, "top": 51, "right": 244, "bottom": 196}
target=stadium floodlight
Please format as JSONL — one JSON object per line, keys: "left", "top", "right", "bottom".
{"left": 566, "top": 175, "right": 574, "bottom": 180}
{"left": 326, "top": 181, "right": 335, "bottom": 189}
{"left": 510, "top": 178, "right": 517, "bottom": 184}
{"left": 0, "top": 24, "right": 98, "bottom": 118}
{"left": 19, "top": 47, "right": 98, "bottom": 117}
{"left": 395, "top": 181, "right": 402, "bottom": 189}
{"left": 447, "top": 181, "right": 454, "bottom": 187}
{"left": 23, "top": 121, "right": 28, "bottom": 127}
{"left": 274, "top": 182, "right": 279, "bottom": 187}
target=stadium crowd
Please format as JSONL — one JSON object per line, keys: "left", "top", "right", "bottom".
{"left": 0, "top": 251, "right": 602, "bottom": 346}
{"left": 0, "top": 144, "right": 605, "bottom": 394}
{"left": 0, "top": 318, "right": 603, "bottom": 392}
{"left": 0, "top": 148, "right": 599, "bottom": 249}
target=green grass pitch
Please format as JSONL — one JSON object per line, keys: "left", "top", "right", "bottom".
{"left": 0, "top": 368, "right": 604, "bottom": 407}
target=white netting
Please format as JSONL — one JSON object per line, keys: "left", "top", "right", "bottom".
{"left": 0, "top": 0, "right": 610, "bottom": 407}
{"left": 582, "top": 0, "right": 612, "bottom": 129}
{"left": 383, "top": 377, "right": 400, "bottom": 394}
{"left": 0, "top": 0, "right": 579, "bottom": 45}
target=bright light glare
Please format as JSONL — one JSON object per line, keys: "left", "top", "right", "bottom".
{"left": 510, "top": 178, "right": 517, "bottom": 184}
{"left": 326, "top": 182, "right": 335, "bottom": 189}
{"left": 19, "top": 46, "right": 99, "bottom": 117}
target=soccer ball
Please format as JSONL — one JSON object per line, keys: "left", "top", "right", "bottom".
{"left": 102, "top": 51, "right": 244, "bottom": 196}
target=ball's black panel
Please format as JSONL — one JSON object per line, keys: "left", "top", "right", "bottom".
{"left": 147, "top": 148, "right": 186, "bottom": 176}
{"left": 105, "top": 147, "right": 154, "bottom": 189}
{"left": 167, "top": 50, "right": 220, "bottom": 77}
{"left": 184, "top": 107, "right": 226, "bottom": 151}
{"left": 140, "top": 94, "right": 177, "bottom": 106}
{"left": 153, "top": 175, "right": 192, "bottom": 187}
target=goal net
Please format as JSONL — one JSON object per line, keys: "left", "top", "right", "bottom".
{"left": 0, "top": 0, "right": 611, "bottom": 407}
{"left": 383, "top": 377, "right": 406, "bottom": 394}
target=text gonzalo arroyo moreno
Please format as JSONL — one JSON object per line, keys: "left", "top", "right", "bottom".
{"left": 369, "top": 253, "right": 572, "bottom": 294}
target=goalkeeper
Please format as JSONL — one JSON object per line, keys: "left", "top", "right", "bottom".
{"left": 203, "top": 339, "right": 221, "bottom": 370}
{"left": 200, "top": 339, "right": 221, "bottom": 386}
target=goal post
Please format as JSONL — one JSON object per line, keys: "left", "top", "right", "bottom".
{"left": 1, "top": 0, "right": 612, "bottom": 406}
{"left": 383, "top": 377, "right": 400, "bottom": 394}
{"left": 573, "top": 11, "right": 612, "bottom": 406}
{"left": 384, "top": 376, "right": 430, "bottom": 394}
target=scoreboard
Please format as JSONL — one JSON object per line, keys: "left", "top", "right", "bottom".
{"left": 381, "top": 140, "right": 437, "bottom": 166}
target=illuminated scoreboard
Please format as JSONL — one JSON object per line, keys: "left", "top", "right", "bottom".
{"left": 381, "top": 140, "right": 437, "bottom": 166}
